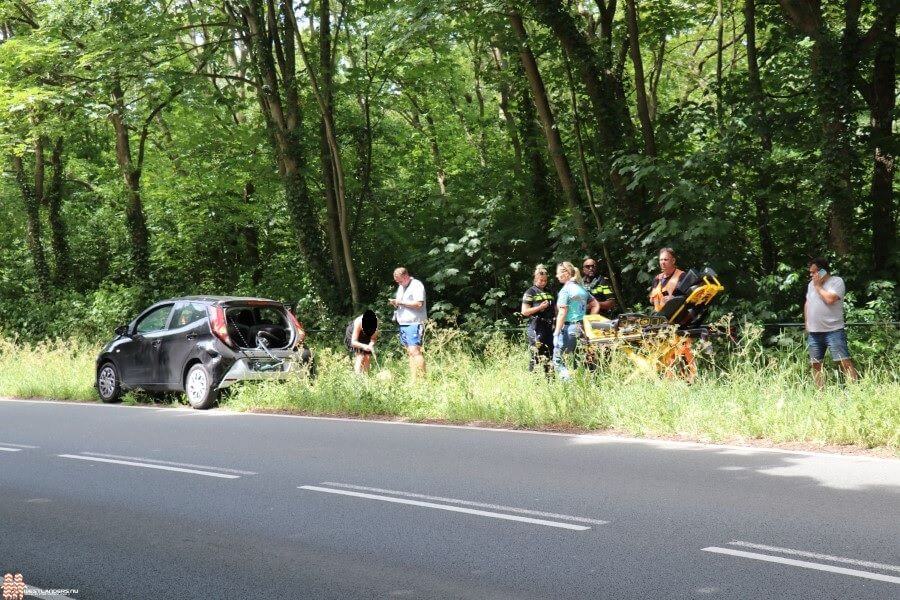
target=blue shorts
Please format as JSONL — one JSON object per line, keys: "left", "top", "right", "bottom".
{"left": 807, "top": 329, "right": 851, "bottom": 363}
{"left": 398, "top": 324, "right": 424, "bottom": 347}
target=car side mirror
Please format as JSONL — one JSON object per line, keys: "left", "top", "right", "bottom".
{"left": 115, "top": 325, "right": 129, "bottom": 337}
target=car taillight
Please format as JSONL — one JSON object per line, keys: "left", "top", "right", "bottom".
{"left": 208, "top": 305, "right": 235, "bottom": 348}
{"left": 286, "top": 310, "right": 303, "bottom": 347}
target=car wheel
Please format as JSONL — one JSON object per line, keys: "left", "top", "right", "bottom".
{"left": 184, "top": 363, "right": 218, "bottom": 410}
{"left": 97, "top": 362, "right": 122, "bottom": 403}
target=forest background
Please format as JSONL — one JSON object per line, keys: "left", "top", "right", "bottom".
{"left": 0, "top": 0, "right": 896, "bottom": 344}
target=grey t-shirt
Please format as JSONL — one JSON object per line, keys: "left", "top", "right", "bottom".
{"left": 806, "top": 276, "right": 846, "bottom": 333}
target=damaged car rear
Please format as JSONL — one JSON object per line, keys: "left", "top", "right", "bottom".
{"left": 95, "top": 296, "right": 310, "bottom": 409}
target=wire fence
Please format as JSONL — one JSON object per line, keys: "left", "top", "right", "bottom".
{"left": 303, "top": 321, "right": 899, "bottom": 335}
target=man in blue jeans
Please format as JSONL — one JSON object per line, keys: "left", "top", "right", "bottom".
{"left": 804, "top": 258, "right": 858, "bottom": 389}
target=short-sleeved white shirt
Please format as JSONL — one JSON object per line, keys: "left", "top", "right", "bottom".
{"left": 394, "top": 277, "right": 427, "bottom": 324}
{"left": 806, "top": 276, "right": 846, "bottom": 332}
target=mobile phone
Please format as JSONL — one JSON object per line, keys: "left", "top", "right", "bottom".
{"left": 818, "top": 269, "right": 828, "bottom": 277}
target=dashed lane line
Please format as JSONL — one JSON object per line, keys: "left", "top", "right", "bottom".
{"left": 299, "top": 485, "right": 592, "bottom": 531}
{"left": 58, "top": 454, "right": 241, "bottom": 479}
{"left": 703, "top": 547, "right": 900, "bottom": 585}
{"left": 728, "top": 540, "right": 900, "bottom": 573}
{"left": 319, "top": 481, "right": 607, "bottom": 525}
{"left": 79, "top": 452, "right": 257, "bottom": 475}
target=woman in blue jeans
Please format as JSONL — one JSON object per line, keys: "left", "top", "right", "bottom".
{"left": 552, "top": 262, "right": 599, "bottom": 380}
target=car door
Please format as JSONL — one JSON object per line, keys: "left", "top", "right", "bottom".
{"left": 128, "top": 304, "right": 175, "bottom": 385}
{"left": 158, "top": 301, "right": 208, "bottom": 387}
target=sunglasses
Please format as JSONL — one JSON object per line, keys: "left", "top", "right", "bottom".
{"left": 582, "top": 264, "right": 597, "bottom": 269}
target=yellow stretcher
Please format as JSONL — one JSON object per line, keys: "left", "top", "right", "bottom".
{"left": 583, "top": 270, "right": 725, "bottom": 380}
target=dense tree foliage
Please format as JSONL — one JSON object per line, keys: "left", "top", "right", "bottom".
{"left": 0, "top": 0, "right": 895, "bottom": 338}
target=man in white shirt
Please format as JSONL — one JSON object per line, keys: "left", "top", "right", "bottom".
{"left": 389, "top": 267, "right": 427, "bottom": 377}
{"left": 804, "top": 257, "right": 858, "bottom": 388}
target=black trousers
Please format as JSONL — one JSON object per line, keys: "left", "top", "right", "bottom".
{"left": 527, "top": 328, "right": 553, "bottom": 374}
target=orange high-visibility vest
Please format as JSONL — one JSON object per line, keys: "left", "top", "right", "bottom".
{"left": 649, "top": 269, "right": 684, "bottom": 312}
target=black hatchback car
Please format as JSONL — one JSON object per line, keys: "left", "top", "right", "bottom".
{"left": 96, "top": 296, "right": 308, "bottom": 409}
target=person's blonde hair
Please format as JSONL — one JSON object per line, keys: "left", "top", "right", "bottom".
{"left": 533, "top": 264, "right": 548, "bottom": 278}
{"left": 393, "top": 266, "right": 409, "bottom": 278}
{"left": 557, "top": 261, "right": 582, "bottom": 284}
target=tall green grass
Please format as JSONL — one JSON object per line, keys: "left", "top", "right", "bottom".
{"left": 0, "top": 331, "right": 897, "bottom": 450}
{"left": 0, "top": 337, "right": 96, "bottom": 401}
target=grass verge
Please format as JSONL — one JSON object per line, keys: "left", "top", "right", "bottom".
{"left": 0, "top": 332, "right": 896, "bottom": 452}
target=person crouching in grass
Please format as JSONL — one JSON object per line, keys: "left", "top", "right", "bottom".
{"left": 345, "top": 309, "right": 379, "bottom": 374}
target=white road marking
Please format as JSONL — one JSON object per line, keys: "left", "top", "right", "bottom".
{"left": 729, "top": 541, "right": 900, "bottom": 573}
{"left": 299, "top": 485, "right": 591, "bottom": 531}
{"left": 0, "top": 441, "right": 38, "bottom": 448}
{"left": 319, "top": 481, "right": 607, "bottom": 525}
{"left": 702, "top": 547, "right": 900, "bottom": 585}
{"left": 58, "top": 454, "right": 240, "bottom": 479}
{"left": 80, "top": 452, "right": 257, "bottom": 475}
{"left": 0, "top": 446, "right": 23, "bottom": 452}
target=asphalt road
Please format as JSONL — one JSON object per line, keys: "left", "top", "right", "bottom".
{"left": 1, "top": 398, "right": 898, "bottom": 599}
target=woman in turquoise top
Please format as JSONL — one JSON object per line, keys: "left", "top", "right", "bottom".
{"left": 552, "top": 261, "right": 599, "bottom": 380}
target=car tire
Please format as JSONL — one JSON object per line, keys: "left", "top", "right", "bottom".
{"left": 97, "top": 362, "right": 123, "bottom": 403}
{"left": 184, "top": 363, "right": 218, "bottom": 410}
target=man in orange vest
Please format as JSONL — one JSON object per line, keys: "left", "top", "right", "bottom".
{"left": 649, "top": 247, "right": 684, "bottom": 312}
{"left": 648, "top": 247, "right": 694, "bottom": 379}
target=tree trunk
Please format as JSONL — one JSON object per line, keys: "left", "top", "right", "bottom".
{"left": 446, "top": 90, "right": 486, "bottom": 167}
{"left": 471, "top": 43, "right": 489, "bottom": 166}
{"left": 514, "top": 60, "right": 555, "bottom": 223}
{"left": 715, "top": 0, "right": 724, "bottom": 121}
{"left": 649, "top": 37, "right": 665, "bottom": 122}
{"left": 528, "top": 0, "right": 642, "bottom": 222}
{"left": 510, "top": 11, "right": 588, "bottom": 245}
{"left": 242, "top": 181, "right": 263, "bottom": 286}
{"left": 744, "top": 0, "right": 777, "bottom": 274}
{"left": 491, "top": 47, "right": 523, "bottom": 179}
{"left": 12, "top": 155, "right": 50, "bottom": 296}
{"left": 47, "top": 138, "right": 70, "bottom": 283}
{"left": 564, "top": 52, "right": 625, "bottom": 305}
{"left": 405, "top": 93, "right": 447, "bottom": 196}
{"left": 292, "top": 3, "right": 361, "bottom": 309}
{"left": 594, "top": 0, "right": 617, "bottom": 62}
{"left": 34, "top": 135, "right": 45, "bottom": 207}
{"left": 318, "top": 0, "right": 348, "bottom": 296}
{"left": 528, "top": 0, "right": 627, "bottom": 150}
{"left": 109, "top": 80, "right": 151, "bottom": 283}
{"left": 868, "top": 0, "right": 896, "bottom": 271}
{"left": 778, "top": 0, "right": 858, "bottom": 257}
{"left": 238, "top": 0, "right": 338, "bottom": 307}
{"left": 624, "top": 0, "right": 656, "bottom": 156}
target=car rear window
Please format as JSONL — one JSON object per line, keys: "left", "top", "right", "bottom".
{"left": 255, "top": 307, "right": 287, "bottom": 326}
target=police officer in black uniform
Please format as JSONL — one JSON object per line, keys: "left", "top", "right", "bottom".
{"left": 520, "top": 264, "right": 555, "bottom": 373}
{"left": 581, "top": 257, "right": 616, "bottom": 316}
{"left": 580, "top": 257, "right": 616, "bottom": 371}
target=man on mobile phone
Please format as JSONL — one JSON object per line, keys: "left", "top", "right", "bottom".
{"left": 804, "top": 257, "right": 858, "bottom": 388}
{"left": 389, "top": 267, "right": 427, "bottom": 378}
